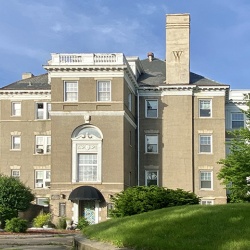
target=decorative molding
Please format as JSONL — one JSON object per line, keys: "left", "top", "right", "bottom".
{"left": 144, "top": 165, "right": 159, "bottom": 170}
{"left": 10, "top": 165, "right": 21, "bottom": 169}
{"left": 33, "top": 165, "right": 51, "bottom": 169}
{"left": 11, "top": 131, "right": 21, "bottom": 135}
{"left": 198, "top": 130, "right": 213, "bottom": 134}
{"left": 77, "top": 144, "right": 97, "bottom": 151}
{"left": 198, "top": 166, "right": 214, "bottom": 170}
{"left": 34, "top": 131, "right": 51, "bottom": 135}
{"left": 144, "top": 129, "right": 159, "bottom": 134}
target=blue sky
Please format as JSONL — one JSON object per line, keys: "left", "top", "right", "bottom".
{"left": 0, "top": 0, "right": 249, "bottom": 89}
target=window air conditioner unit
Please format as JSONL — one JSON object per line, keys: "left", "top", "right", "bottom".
{"left": 36, "top": 148, "right": 44, "bottom": 154}
{"left": 36, "top": 183, "right": 43, "bottom": 188}
{"left": 45, "top": 182, "right": 51, "bottom": 188}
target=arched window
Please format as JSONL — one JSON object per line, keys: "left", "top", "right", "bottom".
{"left": 71, "top": 126, "right": 103, "bottom": 183}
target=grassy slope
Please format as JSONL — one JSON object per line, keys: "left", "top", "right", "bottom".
{"left": 83, "top": 204, "right": 250, "bottom": 250}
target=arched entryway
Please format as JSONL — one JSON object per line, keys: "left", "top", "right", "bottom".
{"left": 69, "top": 186, "right": 105, "bottom": 224}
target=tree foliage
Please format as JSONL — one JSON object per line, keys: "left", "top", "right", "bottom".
{"left": 0, "top": 175, "right": 34, "bottom": 226}
{"left": 110, "top": 185, "right": 199, "bottom": 217}
{"left": 218, "top": 99, "right": 250, "bottom": 202}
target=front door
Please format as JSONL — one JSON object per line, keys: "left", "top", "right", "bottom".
{"left": 81, "top": 201, "right": 95, "bottom": 224}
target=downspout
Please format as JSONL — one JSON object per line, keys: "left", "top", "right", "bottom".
{"left": 137, "top": 89, "right": 140, "bottom": 186}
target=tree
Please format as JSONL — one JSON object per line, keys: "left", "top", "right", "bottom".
{"left": 0, "top": 175, "right": 34, "bottom": 226}
{"left": 218, "top": 98, "right": 250, "bottom": 202}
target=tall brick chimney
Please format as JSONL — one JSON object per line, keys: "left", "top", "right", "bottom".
{"left": 166, "top": 14, "right": 190, "bottom": 84}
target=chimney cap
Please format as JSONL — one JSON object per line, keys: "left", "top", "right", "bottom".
{"left": 22, "top": 72, "right": 34, "bottom": 80}
{"left": 147, "top": 52, "right": 154, "bottom": 62}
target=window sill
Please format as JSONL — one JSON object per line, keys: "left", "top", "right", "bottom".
{"left": 145, "top": 152, "right": 158, "bottom": 155}
{"left": 198, "top": 152, "right": 213, "bottom": 155}
{"left": 200, "top": 189, "right": 214, "bottom": 191}
{"left": 10, "top": 149, "right": 21, "bottom": 151}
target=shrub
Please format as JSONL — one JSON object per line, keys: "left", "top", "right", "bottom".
{"left": 5, "top": 217, "right": 28, "bottom": 233}
{"left": 33, "top": 213, "right": 51, "bottom": 228}
{"left": 0, "top": 206, "right": 18, "bottom": 228}
{"left": 57, "top": 216, "right": 67, "bottom": 229}
{"left": 77, "top": 216, "right": 89, "bottom": 230}
{"left": 110, "top": 186, "right": 199, "bottom": 217}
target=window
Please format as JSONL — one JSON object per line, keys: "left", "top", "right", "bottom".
{"left": 64, "top": 81, "right": 78, "bottom": 102}
{"left": 78, "top": 154, "right": 98, "bottom": 182}
{"left": 201, "top": 200, "right": 214, "bottom": 205}
{"left": 11, "top": 102, "right": 21, "bottom": 116}
{"left": 107, "top": 203, "right": 114, "bottom": 218}
{"left": 232, "top": 112, "right": 244, "bottom": 129}
{"left": 199, "top": 99, "right": 211, "bottom": 117}
{"left": 128, "top": 93, "right": 132, "bottom": 111}
{"left": 72, "top": 125, "right": 102, "bottom": 183}
{"left": 97, "top": 81, "right": 111, "bottom": 101}
{"left": 59, "top": 203, "right": 66, "bottom": 217}
{"left": 11, "top": 136, "right": 21, "bottom": 150}
{"left": 199, "top": 135, "right": 212, "bottom": 153}
{"left": 145, "top": 135, "right": 158, "bottom": 153}
{"left": 145, "top": 170, "right": 158, "bottom": 186}
{"left": 200, "top": 171, "right": 213, "bottom": 189}
{"left": 146, "top": 100, "right": 158, "bottom": 118}
{"left": 35, "top": 136, "right": 51, "bottom": 154}
{"left": 37, "top": 197, "right": 49, "bottom": 207}
{"left": 36, "top": 102, "right": 51, "bottom": 119}
{"left": 35, "top": 170, "right": 51, "bottom": 188}
{"left": 11, "top": 170, "right": 20, "bottom": 178}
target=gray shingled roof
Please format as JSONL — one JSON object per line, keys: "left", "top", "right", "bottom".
{"left": 1, "top": 73, "right": 50, "bottom": 90}
{"left": 138, "top": 58, "right": 228, "bottom": 87}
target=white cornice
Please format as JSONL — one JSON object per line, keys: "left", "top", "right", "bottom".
{"left": 50, "top": 110, "right": 137, "bottom": 129}
{"left": 0, "top": 90, "right": 51, "bottom": 100}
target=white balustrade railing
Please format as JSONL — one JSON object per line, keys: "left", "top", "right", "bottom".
{"left": 48, "top": 53, "right": 125, "bottom": 66}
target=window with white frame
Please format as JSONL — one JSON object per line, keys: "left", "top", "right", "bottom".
{"left": 37, "top": 197, "right": 49, "bottom": 207}
{"left": 199, "top": 135, "right": 212, "bottom": 153}
{"left": 199, "top": 99, "right": 211, "bottom": 117}
{"left": 64, "top": 81, "right": 78, "bottom": 102}
{"left": 231, "top": 112, "right": 244, "bottom": 129}
{"left": 11, "top": 169, "right": 20, "bottom": 178}
{"left": 11, "top": 136, "right": 21, "bottom": 150}
{"left": 200, "top": 171, "right": 213, "bottom": 189}
{"left": 36, "top": 102, "right": 51, "bottom": 119}
{"left": 145, "top": 170, "right": 158, "bottom": 186}
{"left": 35, "top": 170, "right": 51, "bottom": 188}
{"left": 145, "top": 135, "right": 158, "bottom": 153}
{"left": 201, "top": 200, "right": 214, "bottom": 205}
{"left": 146, "top": 100, "right": 158, "bottom": 118}
{"left": 72, "top": 126, "right": 102, "bottom": 183}
{"left": 59, "top": 203, "right": 66, "bottom": 217}
{"left": 97, "top": 81, "right": 111, "bottom": 101}
{"left": 11, "top": 102, "right": 21, "bottom": 116}
{"left": 35, "top": 136, "right": 51, "bottom": 154}
{"left": 78, "top": 154, "right": 98, "bottom": 182}
{"left": 128, "top": 93, "right": 132, "bottom": 111}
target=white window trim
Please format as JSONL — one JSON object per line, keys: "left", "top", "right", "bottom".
{"left": 64, "top": 81, "right": 78, "bottom": 102}
{"left": 11, "top": 169, "right": 20, "bottom": 178}
{"left": 128, "top": 93, "right": 132, "bottom": 111}
{"left": 200, "top": 171, "right": 213, "bottom": 190}
{"left": 145, "top": 99, "right": 158, "bottom": 118}
{"left": 11, "top": 102, "right": 21, "bottom": 117}
{"left": 97, "top": 80, "right": 111, "bottom": 102}
{"left": 35, "top": 170, "right": 51, "bottom": 189}
{"left": 37, "top": 197, "right": 49, "bottom": 207}
{"left": 35, "top": 136, "right": 51, "bottom": 154}
{"left": 199, "top": 99, "right": 212, "bottom": 118}
{"left": 145, "top": 170, "right": 159, "bottom": 186}
{"left": 145, "top": 134, "right": 158, "bottom": 154}
{"left": 36, "top": 102, "right": 51, "bottom": 120}
{"left": 11, "top": 136, "right": 21, "bottom": 150}
{"left": 201, "top": 199, "right": 214, "bottom": 205}
{"left": 72, "top": 126, "right": 103, "bottom": 183}
{"left": 231, "top": 112, "right": 245, "bottom": 129}
{"left": 199, "top": 134, "right": 212, "bottom": 154}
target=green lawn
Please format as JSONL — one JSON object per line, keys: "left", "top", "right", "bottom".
{"left": 83, "top": 203, "right": 250, "bottom": 250}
